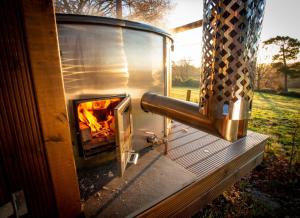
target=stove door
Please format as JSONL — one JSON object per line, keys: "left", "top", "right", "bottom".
{"left": 114, "top": 96, "right": 133, "bottom": 177}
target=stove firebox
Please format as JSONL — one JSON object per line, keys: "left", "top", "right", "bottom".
{"left": 73, "top": 95, "right": 133, "bottom": 167}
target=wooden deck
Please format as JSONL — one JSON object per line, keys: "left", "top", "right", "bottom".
{"left": 83, "top": 121, "right": 268, "bottom": 217}
{"left": 135, "top": 122, "right": 268, "bottom": 217}
{"left": 166, "top": 122, "right": 267, "bottom": 179}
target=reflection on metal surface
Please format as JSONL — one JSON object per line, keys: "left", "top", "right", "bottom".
{"left": 141, "top": 0, "right": 265, "bottom": 141}
{"left": 58, "top": 24, "right": 164, "bottom": 95}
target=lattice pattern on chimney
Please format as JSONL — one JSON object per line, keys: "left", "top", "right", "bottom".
{"left": 200, "top": 0, "right": 265, "bottom": 120}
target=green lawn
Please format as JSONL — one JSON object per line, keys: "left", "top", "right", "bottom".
{"left": 171, "top": 86, "right": 300, "bottom": 160}
{"left": 170, "top": 86, "right": 200, "bottom": 102}
{"left": 289, "top": 88, "right": 300, "bottom": 93}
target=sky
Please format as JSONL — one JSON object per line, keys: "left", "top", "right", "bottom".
{"left": 164, "top": 0, "right": 300, "bottom": 66}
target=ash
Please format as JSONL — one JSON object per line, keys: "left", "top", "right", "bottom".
{"left": 77, "top": 160, "right": 118, "bottom": 200}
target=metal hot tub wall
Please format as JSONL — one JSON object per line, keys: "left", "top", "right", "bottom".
{"left": 56, "top": 14, "right": 173, "bottom": 166}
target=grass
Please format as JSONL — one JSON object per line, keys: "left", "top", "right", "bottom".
{"left": 249, "top": 92, "right": 300, "bottom": 158}
{"left": 171, "top": 86, "right": 300, "bottom": 217}
{"left": 289, "top": 88, "right": 300, "bottom": 93}
{"left": 171, "top": 86, "right": 300, "bottom": 160}
{"left": 170, "top": 86, "right": 201, "bottom": 102}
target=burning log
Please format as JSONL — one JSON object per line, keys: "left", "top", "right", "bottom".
{"left": 77, "top": 98, "right": 121, "bottom": 147}
{"left": 80, "top": 122, "right": 91, "bottom": 143}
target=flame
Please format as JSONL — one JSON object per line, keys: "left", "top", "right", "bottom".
{"left": 80, "top": 106, "right": 101, "bottom": 132}
{"left": 77, "top": 98, "right": 121, "bottom": 139}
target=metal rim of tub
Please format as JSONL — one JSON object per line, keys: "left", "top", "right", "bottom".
{"left": 55, "top": 13, "right": 173, "bottom": 42}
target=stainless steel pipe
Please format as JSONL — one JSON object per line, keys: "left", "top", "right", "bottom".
{"left": 141, "top": 0, "right": 265, "bottom": 141}
{"left": 141, "top": 92, "right": 216, "bottom": 135}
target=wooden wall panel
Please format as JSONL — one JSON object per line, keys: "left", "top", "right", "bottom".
{"left": 0, "top": 0, "right": 81, "bottom": 217}
{"left": 0, "top": 0, "right": 57, "bottom": 216}
{"left": 0, "top": 163, "right": 9, "bottom": 205}
{"left": 20, "top": 0, "right": 82, "bottom": 217}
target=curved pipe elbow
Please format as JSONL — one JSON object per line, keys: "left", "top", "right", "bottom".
{"left": 141, "top": 92, "right": 248, "bottom": 142}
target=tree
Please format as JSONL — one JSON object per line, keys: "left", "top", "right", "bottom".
{"left": 172, "top": 59, "right": 199, "bottom": 81}
{"left": 55, "top": 0, "right": 172, "bottom": 24}
{"left": 255, "top": 63, "right": 268, "bottom": 91}
{"left": 263, "top": 36, "right": 300, "bottom": 93}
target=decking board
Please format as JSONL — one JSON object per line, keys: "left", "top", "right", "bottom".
{"left": 135, "top": 121, "right": 268, "bottom": 217}
{"left": 168, "top": 126, "right": 199, "bottom": 141}
{"left": 174, "top": 152, "right": 264, "bottom": 217}
{"left": 168, "top": 131, "right": 209, "bottom": 149}
{"left": 167, "top": 134, "right": 218, "bottom": 159}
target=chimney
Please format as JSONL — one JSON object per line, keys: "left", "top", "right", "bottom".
{"left": 141, "top": 0, "right": 265, "bottom": 141}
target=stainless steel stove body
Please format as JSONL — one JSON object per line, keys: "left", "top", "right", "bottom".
{"left": 56, "top": 14, "right": 173, "bottom": 168}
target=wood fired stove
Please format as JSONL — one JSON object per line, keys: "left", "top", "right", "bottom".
{"left": 73, "top": 94, "right": 134, "bottom": 176}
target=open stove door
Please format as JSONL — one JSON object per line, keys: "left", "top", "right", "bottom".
{"left": 114, "top": 96, "right": 133, "bottom": 177}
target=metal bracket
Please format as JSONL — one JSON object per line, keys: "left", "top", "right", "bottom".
{"left": 127, "top": 152, "right": 139, "bottom": 165}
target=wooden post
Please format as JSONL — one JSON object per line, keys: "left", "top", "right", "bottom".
{"left": 171, "top": 20, "right": 203, "bottom": 33}
{"left": 164, "top": 141, "right": 168, "bottom": 155}
{"left": 20, "top": 1, "right": 81, "bottom": 217}
{"left": 186, "top": 89, "right": 191, "bottom": 101}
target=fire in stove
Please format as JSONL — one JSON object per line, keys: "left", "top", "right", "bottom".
{"left": 77, "top": 98, "right": 121, "bottom": 142}
{"left": 74, "top": 97, "right": 124, "bottom": 159}
{"left": 73, "top": 94, "right": 138, "bottom": 176}
{"left": 74, "top": 95, "right": 134, "bottom": 176}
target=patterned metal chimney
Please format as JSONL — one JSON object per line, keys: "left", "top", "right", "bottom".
{"left": 199, "top": 0, "right": 265, "bottom": 140}
{"left": 141, "top": 0, "right": 265, "bottom": 141}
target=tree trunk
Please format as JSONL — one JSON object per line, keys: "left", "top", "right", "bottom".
{"left": 116, "top": 0, "right": 122, "bottom": 18}
{"left": 284, "top": 72, "right": 288, "bottom": 93}
{"left": 282, "top": 45, "right": 288, "bottom": 93}
{"left": 257, "top": 71, "right": 261, "bottom": 91}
